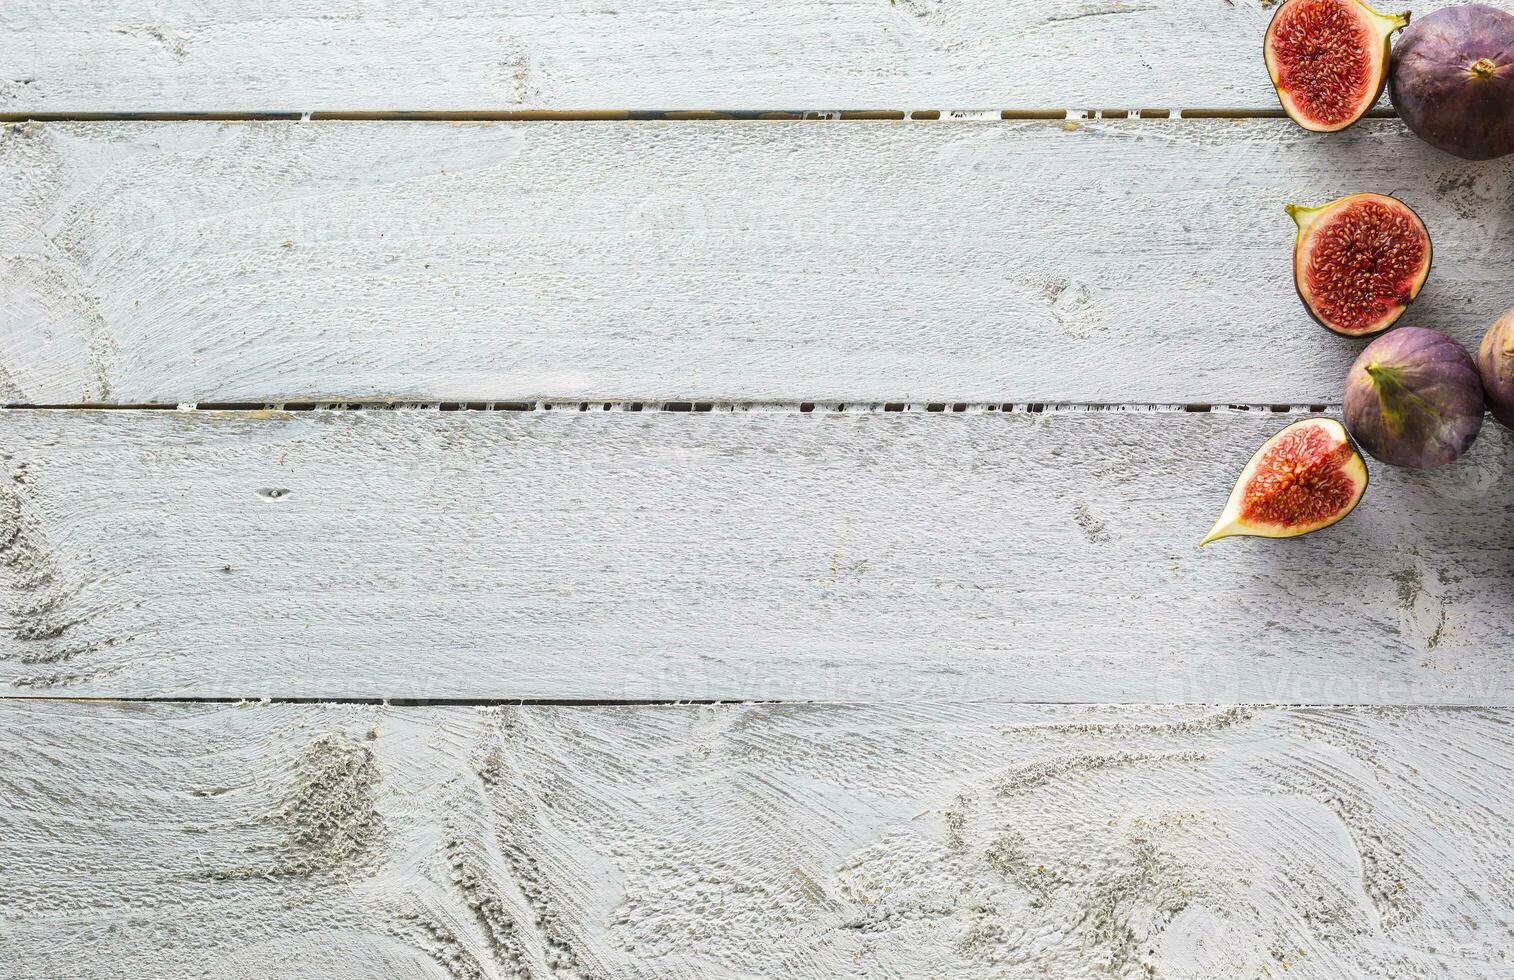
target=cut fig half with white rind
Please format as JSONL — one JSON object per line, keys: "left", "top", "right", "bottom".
{"left": 1202, "top": 418, "right": 1369, "bottom": 545}
{"left": 1265, "top": 0, "right": 1410, "bottom": 132}
{"left": 1287, "top": 193, "right": 1432, "bottom": 338}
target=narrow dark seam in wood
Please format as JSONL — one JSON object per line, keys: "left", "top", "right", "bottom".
{"left": 1180, "top": 107, "right": 1399, "bottom": 119}
{"left": 0, "top": 108, "right": 1402, "bottom": 123}
{"left": 0, "top": 694, "right": 791, "bottom": 706}
{"left": 0, "top": 695, "right": 1493, "bottom": 710}
{"left": 0, "top": 401, "right": 1341, "bottom": 414}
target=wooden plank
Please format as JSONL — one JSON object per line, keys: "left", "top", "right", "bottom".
{"left": 3, "top": 1, "right": 1507, "bottom": 112}
{"left": 1, "top": 408, "right": 1510, "bottom": 701}
{"left": 4, "top": 119, "right": 1513, "bottom": 406}
{"left": 4, "top": 698, "right": 1513, "bottom": 977}
{"left": 1, "top": 0, "right": 1273, "bottom": 113}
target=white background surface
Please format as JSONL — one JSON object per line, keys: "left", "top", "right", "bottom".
{"left": 4, "top": 1, "right": 1514, "bottom": 975}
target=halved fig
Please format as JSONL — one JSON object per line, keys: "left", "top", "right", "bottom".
{"left": 1286, "top": 193, "right": 1432, "bottom": 338}
{"left": 1201, "top": 418, "right": 1368, "bottom": 545}
{"left": 1265, "top": 0, "right": 1409, "bottom": 132}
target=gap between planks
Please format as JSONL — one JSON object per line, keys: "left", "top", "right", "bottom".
{"left": 0, "top": 400, "right": 1337, "bottom": 415}
{"left": 0, "top": 695, "right": 782, "bottom": 706}
{"left": 0, "top": 108, "right": 1403, "bottom": 123}
{"left": 1, "top": 696, "right": 1497, "bottom": 709}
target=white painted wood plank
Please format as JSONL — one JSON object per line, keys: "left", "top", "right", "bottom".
{"left": 1, "top": 408, "right": 1510, "bottom": 701}
{"left": 3, "top": 0, "right": 1273, "bottom": 112}
{"left": 4, "top": 1, "right": 1510, "bottom": 111}
{"left": 4, "top": 699, "right": 1513, "bottom": 977}
{"left": 4, "top": 119, "right": 1512, "bottom": 406}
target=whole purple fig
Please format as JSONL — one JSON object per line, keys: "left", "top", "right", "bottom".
{"left": 1344, "top": 326, "right": 1484, "bottom": 468}
{"left": 1476, "top": 305, "right": 1514, "bottom": 428}
{"left": 1389, "top": 4, "right": 1514, "bottom": 160}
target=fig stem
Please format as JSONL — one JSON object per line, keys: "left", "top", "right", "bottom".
{"left": 1364, "top": 362, "right": 1437, "bottom": 433}
{"left": 1365, "top": 4, "right": 1410, "bottom": 32}
{"left": 1472, "top": 58, "right": 1497, "bottom": 80}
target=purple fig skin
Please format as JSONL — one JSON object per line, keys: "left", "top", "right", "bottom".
{"left": 1389, "top": 4, "right": 1514, "bottom": 160}
{"left": 1477, "top": 306, "right": 1514, "bottom": 429}
{"left": 1343, "top": 326, "right": 1485, "bottom": 468}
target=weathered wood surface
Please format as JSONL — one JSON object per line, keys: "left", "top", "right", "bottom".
{"left": 5, "top": 0, "right": 1511, "bottom": 113}
{"left": 3, "top": 119, "right": 1512, "bottom": 406}
{"left": 0, "top": 0, "right": 1276, "bottom": 113}
{"left": 1, "top": 408, "right": 1509, "bottom": 701}
{"left": 4, "top": 699, "right": 1513, "bottom": 978}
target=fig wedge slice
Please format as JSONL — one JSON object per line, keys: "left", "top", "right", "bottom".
{"left": 1201, "top": 418, "right": 1368, "bottom": 545}
{"left": 1287, "top": 193, "right": 1432, "bottom": 338}
{"left": 1265, "top": 0, "right": 1410, "bottom": 132}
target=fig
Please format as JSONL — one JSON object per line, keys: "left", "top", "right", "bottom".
{"left": 1265, "top": 0, "right": 1409, "bottom": 132}
{"left": 1390, "top": 4, "right": 1514, "bottom": 160}
{"left": 1287, "top": 193, "right": 1432, "bottom": 338}
{"left": 1475, "top": 305, "right": 1514, "bottom": 428}
{"left": 1344, "top": 326, "right": 1484, "bottom": 467}
{"left": 1201, "top": 417, "right": 1368, "bottom": 545}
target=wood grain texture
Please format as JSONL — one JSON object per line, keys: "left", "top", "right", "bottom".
{"left": 4, "top": 119, "right": 1513, "bottom": 406}
{"left": 2, "top": 0, "right": 1508, "bottom": 112}
{"left": 2, "top": 0, "right": 1274, "bottom": 112}
{"left": 1, "top": 408, "right": 1510, "bottom": 701}
{"left": 4, "top": 699, "right": 1513, "bottom": 977}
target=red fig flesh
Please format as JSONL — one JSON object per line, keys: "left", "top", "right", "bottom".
{"left": 1476, "top": 305, "right": 1514, "bottom": 428}
{"left": 1202, "top": 418, "right": 1368, "bottom": 545}
{"left": 1287, "top": 193, "right": 1432, "bottom": 338}
{"left": 1390, "top": 4, "right": 1514, "bottom": 160}
{"left": 1344, "top": 326, "right": 1484, "bottom": 468}
{"left": 1265, "top": 0, "right": 1409, "bottom": 132}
